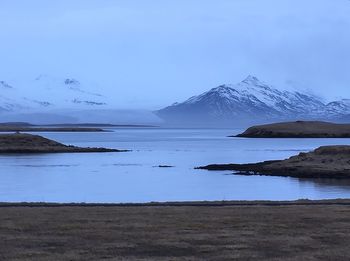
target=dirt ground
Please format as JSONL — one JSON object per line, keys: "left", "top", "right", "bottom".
{"left": 0, "top": 201, "right": 350, "bottom": 260}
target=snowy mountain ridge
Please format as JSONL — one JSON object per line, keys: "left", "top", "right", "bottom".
{"left": 0, "top": 75, "right": 108, "bottom": 112}
{"left": 156, "top": 75, "right": 350, "bottom": 126}
{"left": 1, "top": 74, "right": 349, "bottom": 126}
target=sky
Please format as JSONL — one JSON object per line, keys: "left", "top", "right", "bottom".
{"left": 0, "top": 0, "right": 350, "bottom": 109}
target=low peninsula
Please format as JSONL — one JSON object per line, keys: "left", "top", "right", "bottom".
{"left": 0, "top": 123, "right": 104, "bottom": 132}
{"left": 0, "top": 133, "right": 125, "bottom": 153}
{"left": 197, "top": 145, "right": 350, "bottom": 178}
{"left": 235, "top": 121, "right": 350, "bottom": 138}
{"left": 0, "top": 122, "right": 157, "bottom": 132}
{"left": 0, "top": 127, "right": 106, "bottom": 132}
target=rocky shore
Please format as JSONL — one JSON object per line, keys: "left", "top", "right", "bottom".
{"left": 235, "top": 121, "right": 350, "bottom": 138}
{"left": 0, "top": 133, "right": 125, "bottom": 153}
{"left": 197, "top": 145, "right": 350, "bottom": 178}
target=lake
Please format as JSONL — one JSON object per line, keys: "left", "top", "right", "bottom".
{"left": 1, "top": 128, "right": 350, "bottom": 203}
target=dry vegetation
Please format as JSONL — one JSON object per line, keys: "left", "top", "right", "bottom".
{"left": 0, "top": 201, "right": 350, "bottom": 260}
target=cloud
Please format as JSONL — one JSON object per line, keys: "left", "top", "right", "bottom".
{"left": 0, "top": 0, "right": 349, "bottom": 107}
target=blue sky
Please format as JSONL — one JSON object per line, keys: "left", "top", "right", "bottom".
{"left": 1, "top": 0, "right": 350, "bottom": 108}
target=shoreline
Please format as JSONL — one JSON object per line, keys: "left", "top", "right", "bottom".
{"left": 197, "top": 145, "right": 350, "bottom": 178}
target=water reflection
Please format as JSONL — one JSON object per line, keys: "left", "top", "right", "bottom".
{"left": 0, "top": 128, "right": 349, "bottom": 203}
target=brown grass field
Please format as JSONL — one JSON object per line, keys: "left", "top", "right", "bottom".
{"left": 0, "top": 201, "right": 350, "bottom": 260}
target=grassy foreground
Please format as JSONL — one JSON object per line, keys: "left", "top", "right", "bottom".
{"left": 1, "top": 200, "right": 350, "bottom": 260}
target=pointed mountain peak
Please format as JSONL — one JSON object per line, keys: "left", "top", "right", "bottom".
{"left": 212, "top": 84, "right": 231, "bottom": 90}
{"left": 242, "top": 75, "right": 261, "bottom": 84}
{"left": 209, "top": 84, "right": 237, "bottom": 95}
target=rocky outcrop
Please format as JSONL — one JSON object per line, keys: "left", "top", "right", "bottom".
{"left": 197, "top": 146, "right": 350, "bottom": 178}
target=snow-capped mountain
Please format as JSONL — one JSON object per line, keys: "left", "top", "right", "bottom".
{"left": 0, "top": 75, "right": 162, "bottom": 125}
{"left": 1, "top": 74, "right": 349, "bottom": 126}
{"left": 156, "top": 76, "right": 350, "bottom": 126}
{"left": 0, "top": 75, "right": 108, "bottom": 112}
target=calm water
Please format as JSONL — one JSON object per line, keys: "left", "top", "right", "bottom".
{"left": 1, "top": 128, "right": 350, "bottom": 203}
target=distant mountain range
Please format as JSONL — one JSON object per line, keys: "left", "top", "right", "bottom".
{"left": 156, "top": 76, "right": 350, "bottom": 126}
{"left": 1, "top": 75, "right": 349, "bottom": 126}
{"left": 0, "top": 75, "right": 160, "bottom": 125}
{"left": 0, "top": 75, "right": 107, "bottom": 112}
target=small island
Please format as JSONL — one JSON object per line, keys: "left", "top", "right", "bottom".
{"left": 234, "top": 121, "right": 350, "bottom": 138}
{"left": 0, "top": 133, "right": 125, "bottom": 153}
{"left": 197, "top": 145, "right": 350, "bottom": 178}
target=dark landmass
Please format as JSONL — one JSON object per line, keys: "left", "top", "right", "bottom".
{"left": 43, "top": 123, "right": 158, "bottom": 128}
{"left": 0, "top": 122, "right": 158, "bottom": 132}
{"left": 0, "top": 127, "right": 105, "bottom": 132}
{"left": 0, "top": 122, "right": 33, "bottom": 127}
{"left": 197, "top": 145, "right": 350, "bottom": 178}
{"left": 235, "top": 121, "right": 350, "bottom": 138}
{"left": 1, "top": 200, "right": 350, "bottom": 260}
{"left": 0, "top": 133, "right": 125, "bottom": 153}
{"left": 156, "top": 165, "right": 175, "bottom": 168}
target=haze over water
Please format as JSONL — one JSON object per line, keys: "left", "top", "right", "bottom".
{"left": 1, "top": 128, "right": 350, "bottom": 203}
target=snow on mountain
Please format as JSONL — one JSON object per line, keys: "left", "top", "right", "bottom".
{"left": 0, "top": 75, "right": 108, "bottom": 112}
{"left": 326, "top": 99, "right": 350, "bottom": 115}
{"left": 1, "top": 74, "right": 349, "bottom": 126}
{"left": 182, "top": 76, "right": 326, "bottom": 117}
{"left": 0, "top": 80, "right": 24, "bottom": 111}
{"left": 156, "top": 76, "right": 350, "bottom": 126}
{"left": 0, "top": 75, "right": 165, "bottom": 125}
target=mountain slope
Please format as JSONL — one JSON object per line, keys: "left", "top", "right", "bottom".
{"left": 156, "top": 76, "right": 350, "bottom": 126}
{"left": 0, "top": 75, "right": 108, "bottom": 112}
{"left": 326, "top": 99, "right": 350, "bottom": 116}
{"left": 0, "top": 75, "right": 163, "bottom": 125}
